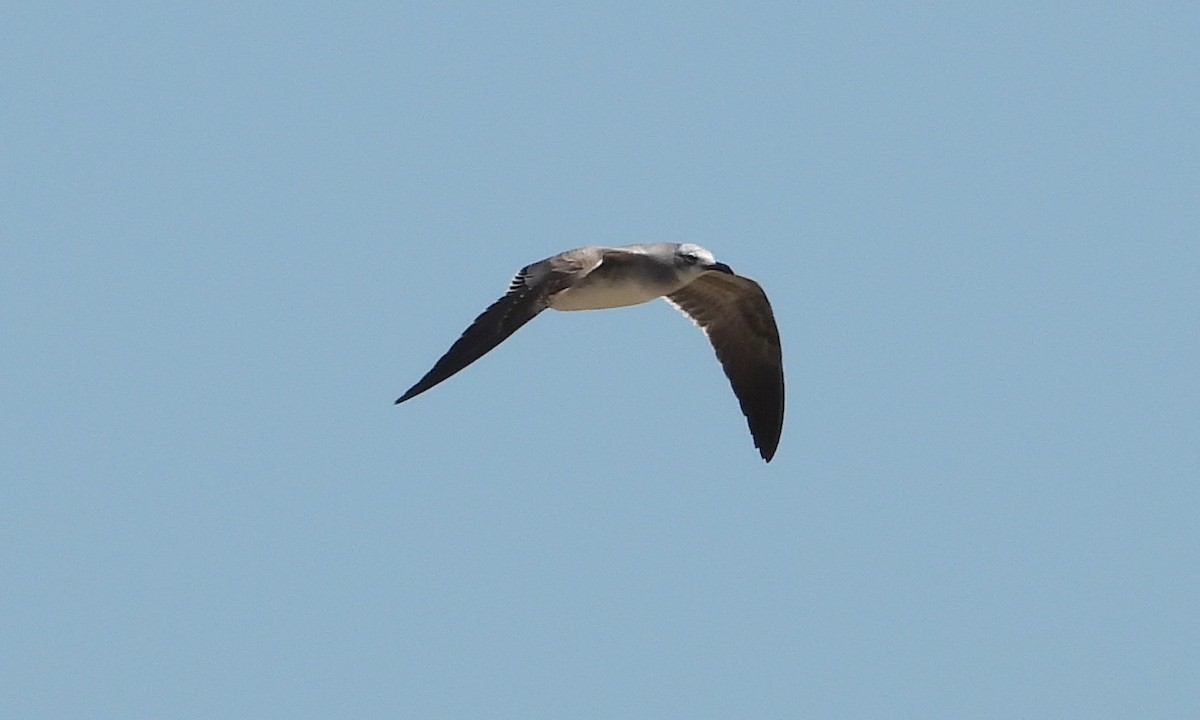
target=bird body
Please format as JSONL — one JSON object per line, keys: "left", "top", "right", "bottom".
{"left": 548, "top": 243, "right": 710, "bottom": 310}
{"left": 396, "top": 243, "right": 785, "bottom": 461}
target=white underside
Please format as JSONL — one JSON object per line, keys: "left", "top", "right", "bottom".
{"left": 549, "top": 280, "right": 667, "bottom": 311}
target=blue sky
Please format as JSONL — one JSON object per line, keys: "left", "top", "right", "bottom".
{"left": 4, "top": 3, "right": 1197, "bottom": 718}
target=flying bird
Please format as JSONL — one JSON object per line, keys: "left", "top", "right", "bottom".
{"left": 395, "top": 243, "right": 784, "bottom": 461}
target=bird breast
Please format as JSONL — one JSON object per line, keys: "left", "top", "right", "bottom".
{"left": 549, "top": 274, "right": 677, "bottom": 311}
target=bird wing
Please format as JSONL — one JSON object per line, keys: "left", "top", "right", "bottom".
{"left": 666, "top": 271, "right": 785, "bottom": 461}
{"left": 395, "top": 250, "right": 602, "bottom": 404}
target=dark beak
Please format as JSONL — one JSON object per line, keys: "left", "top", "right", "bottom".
{"left": 708, "top": 261, "right": 735, "bottom": 275}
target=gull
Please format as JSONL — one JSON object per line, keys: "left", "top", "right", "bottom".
{"left": 395, "top": 243, "right": 785, "bottom": 461}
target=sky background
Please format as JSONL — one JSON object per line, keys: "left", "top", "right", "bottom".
{"left": 4, "top": 2, "right": 1198, "bottom": 718}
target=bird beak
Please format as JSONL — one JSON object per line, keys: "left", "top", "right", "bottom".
{"left": 708, "top": 262, "right": 735, "bottom": 275}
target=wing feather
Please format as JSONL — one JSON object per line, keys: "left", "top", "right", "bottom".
{"left": 395, "top": 253, "right": 596, "bottom": 404}
{"left": 666, "top": 272, "right": 784, "bottom": 461}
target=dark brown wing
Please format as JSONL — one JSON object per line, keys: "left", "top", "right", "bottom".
{"left": 395, "top": 253, "right": 597, "bottom": 404}
{"left": 667, "top": 272, "right": 784, "bottom": 461}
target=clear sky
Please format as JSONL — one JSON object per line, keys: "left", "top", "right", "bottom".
{"left": 4, "top": 3, "right": 1197, "bottom": 718}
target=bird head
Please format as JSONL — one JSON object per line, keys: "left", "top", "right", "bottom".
{"left": 676, "top": 243, "right": 734, "bottom": 276}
